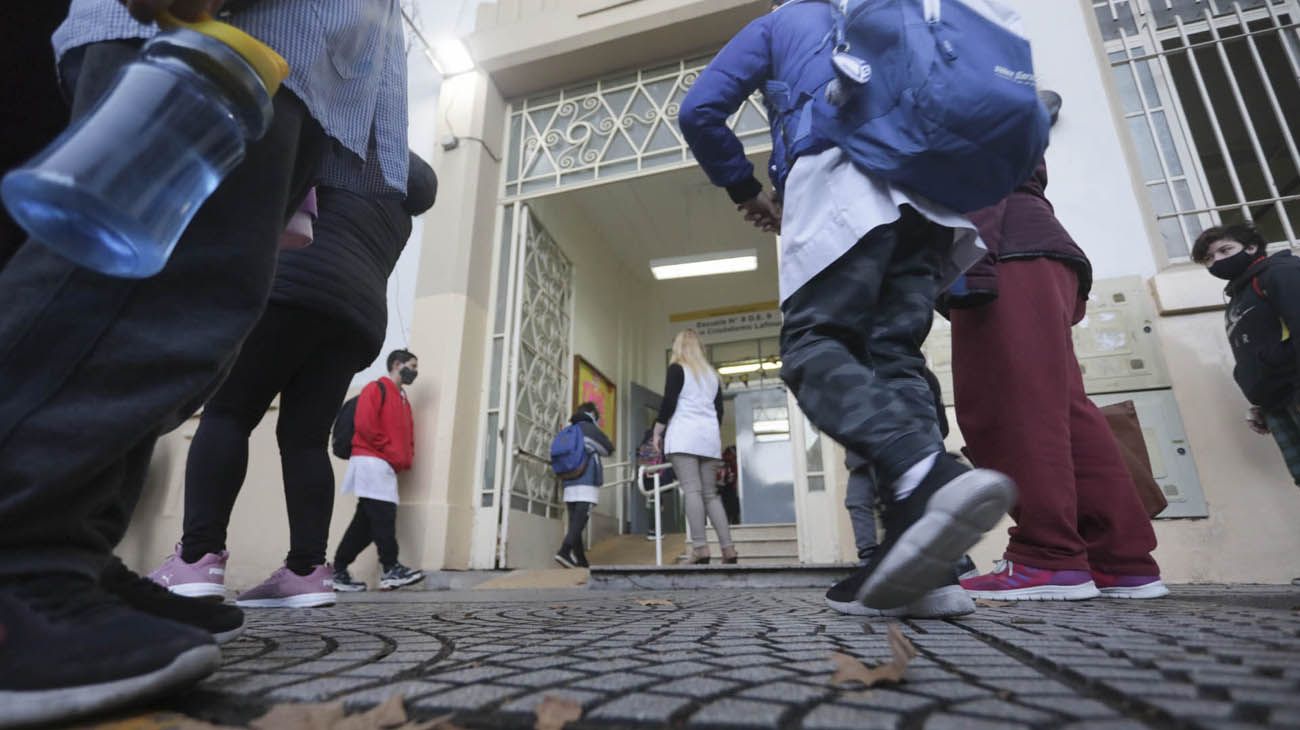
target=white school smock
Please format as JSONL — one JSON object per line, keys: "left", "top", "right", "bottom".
{"left": 778, "top": 147, "right": 986, "bottom": 303}
{"left": 664, "top": 367, "right": 723, "bottom": 460}
{"left": 341, "top": 454, "right": 400, "bottom": 504}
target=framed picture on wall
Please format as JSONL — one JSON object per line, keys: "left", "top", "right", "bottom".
{"left": 573, "top": 355, "right": 617, "bottom": 444}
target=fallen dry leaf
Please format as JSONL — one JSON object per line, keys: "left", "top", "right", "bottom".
{"left": 533, "top": 695, "right": 583, "bottom": 730}
{"left": 405, "top": 714, "right": 466, "bottom": 730}
{"left": 548, "top": 604, "right": 571, "bottom": 610}
{"left": 974, "top": 599, "right": 1015, "bottom": 608}
{"left": 634, "top": 598, "right": 675, "bottom": 607}
{"left": 251, "top": 702, "right": 345, "bottom": 730}
{"left": 75, "top": 712, "right": 242, "bottom": 730}
{"left": 333, "top": 695, "right": 407, "bottom": 730}
{"left": 829, "top": 624, "right": 917, "bottom": 688}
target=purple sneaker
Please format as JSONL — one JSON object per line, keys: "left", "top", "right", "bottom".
{"left": 235, "top": 565, "right": 335, "bottom": 608}
{"left": 1092, "top": 570, "right": 1170, "bottom": 599}
{"left": 148, "top": 544, "right": 228, "bottom": 600}
{"left": 960, "top": 560, "right": 1100, "bottom": 601}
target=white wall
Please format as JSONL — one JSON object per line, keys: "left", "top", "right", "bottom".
{"left": 1011, "top": 0, "right": 1160, "bottom": 281}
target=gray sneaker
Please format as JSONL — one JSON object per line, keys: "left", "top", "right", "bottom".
{"left": 331, "top": 569, "right": 367, "bottom": 593}
{"left": 379, "top": 563, "right": 424, "bottom": 590}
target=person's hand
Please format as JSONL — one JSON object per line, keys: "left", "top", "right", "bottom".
{"left": 117, "top": 0, "right": 225, "bottom": 23}
{"left": 737, "top": 190, "right": 782, "bottom": 234}
{"left": 652, "top": 435, "right": 664, "bottom": 454}
{"left": 1247, "top": 406, "right": 1270, "bottom": 435}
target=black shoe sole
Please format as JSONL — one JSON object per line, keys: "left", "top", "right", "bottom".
{"left": 0, "top": 643, "right": 219, "bottom": 728}
{"left": 856, "top": 469, "right": 1016, "bottom": 609}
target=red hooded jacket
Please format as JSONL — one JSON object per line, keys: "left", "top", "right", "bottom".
{"left": 351, "top": 376, "right": 414, "bottom": 472}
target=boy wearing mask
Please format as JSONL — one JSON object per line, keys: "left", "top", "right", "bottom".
{"left": 1193, "top": 224, "right": 1300, "bottom": 486}
{"left": 331, "top": 350, "right": 425, "bottom": 591}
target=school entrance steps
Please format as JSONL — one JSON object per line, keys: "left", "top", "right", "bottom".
{"left": 703, "top": 522, "right": 799, "bottom": 565}
{"left": 586, "top": 562, "right": 855, "bottom": 591}
{"left": 584, "top": 523, "right": 799, "bottom": 567}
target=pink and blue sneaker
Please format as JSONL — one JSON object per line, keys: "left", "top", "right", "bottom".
{"left": 960, "top": 559, "right": 1100, "bottom": 601}
{"left": 1091, "top": 570, "right": 1169, "bottom": 599}
{"left": 148, "top": 544, "right": 229, "bottom": 600}
{"left": 235, "top": 565, "right": 335, "bottom": 608}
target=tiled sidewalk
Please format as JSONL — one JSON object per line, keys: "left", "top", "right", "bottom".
{"left": 174, "top": 585, "right": 1300, "bottom": 728}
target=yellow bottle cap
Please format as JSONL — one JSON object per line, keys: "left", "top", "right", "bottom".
{"left": 158, "top": 12, "right": 290, "bottom": 95}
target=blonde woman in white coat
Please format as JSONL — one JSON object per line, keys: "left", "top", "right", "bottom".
{"left": 653, "top": 329, "right": 738, "bottom": 564}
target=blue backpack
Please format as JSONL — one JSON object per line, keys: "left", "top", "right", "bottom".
{"left": 550, "top": 424, "right": 589, "bottom": 480}
{"left": 782, "top": 0, "right": 1050, "bottom": 213}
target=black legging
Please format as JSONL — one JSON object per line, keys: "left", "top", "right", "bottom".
{"left": 561, "top": 502, "right": 592, "bottom": 559}
{"left": 333, "top": 497, "right": 399, "bottom": 571}
{"left": 181, "top": 303, "right": 367, "bottom": 573}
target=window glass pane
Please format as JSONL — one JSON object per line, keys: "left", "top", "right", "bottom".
{"left": 1160, "top": 217, "right": 1190, "bottom": 260}
{"left": 804, "top": 420, "right": 823, "bottom": 473}
{"left": 488, "top": 338, "right": 504, "bottom": 409}
{"left": 1128, "top": 117, "right": 1164, "bottom": 181}
{"left": 808, "top": 475, "right": 826, "bottom": 493}
{"left": 1151, "top": 111, "right": 1185, "bottom": 176}
{"left": 1110, "top": 61, "right": 1142, "bottom": 114}
{"left": 1147, "top": 182, "right": 1175, "bottom": 215}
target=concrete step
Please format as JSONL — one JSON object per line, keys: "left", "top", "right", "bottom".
{"left": 588, "top": 562, "right": 856, "bottom": 591}
{"left": 693, "top": 540, "right": 797, "bottom": 558}
{"left": 704, "top": 523, "right": 796, "bottom": 542}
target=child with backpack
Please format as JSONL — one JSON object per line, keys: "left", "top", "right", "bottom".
{"left": 1193, "top": 223, "right": 1300, "bottom": 487}
{"left": 330, "top": 350, "right": 425, "bottom": 592}
{"left": 552, "top": 402, "right": 615, "bottom": 568}
{"left": 678, "top": 0, "right": 1031, "bottom": 616}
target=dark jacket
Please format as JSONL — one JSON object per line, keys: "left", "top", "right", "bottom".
{"left": 563, "top": 412, "right": 615, "bottom": 488}
{"left": 270, "top": 153, "right": 437, "bottom": 368}
{"left": 1223, "top": 251, "right": 1300, "bottom": 408}
{"left": 953, "top": 162, "right": 1093, "bottom": 309}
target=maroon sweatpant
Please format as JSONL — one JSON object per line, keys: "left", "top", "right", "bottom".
{"left": 951, "top": 259, "right": 1159, "bottom": 575}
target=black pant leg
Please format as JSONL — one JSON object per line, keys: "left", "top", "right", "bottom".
{"left": 180, "top": 306, "right": 310, "bottom": 560}
{"left": 779, "top": 210, "right": 946, "bottom": 489}
{"left": 563, "top": 502, "right": 590, "bottom": 552}
{"left": 333, "top": 502, "right": 373, "bottom": 572}
{"left": 0, "top": 39, "right": 326, "bottom": 578}
{"left": 0, "top": 1, "right": 71, "bottom": 270}
{"left": 362, "top": 498, "right": 399, "bottom": 570}
{"left": 276, "top": 312, "right": 365, "bottom": 572}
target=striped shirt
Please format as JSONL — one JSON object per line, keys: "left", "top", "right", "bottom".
{"left": 52, "top": 0, "right": 409, "bottom": 195}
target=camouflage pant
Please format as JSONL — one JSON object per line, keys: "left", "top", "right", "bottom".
{"left": 780, "top": 208, "right": 950, "bottom": 492}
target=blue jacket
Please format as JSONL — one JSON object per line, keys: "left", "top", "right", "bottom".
{"left": 678, "top": 2, "right": 839, "bottom": 203}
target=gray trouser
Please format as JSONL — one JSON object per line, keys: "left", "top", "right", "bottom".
{"left": 844, "top": 452, "right": 879, "bottom": 564}
{"left": 669, "top": 454, "right": 733, "bottom": 549}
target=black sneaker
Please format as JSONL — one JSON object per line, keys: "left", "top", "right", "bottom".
{"left": 331, "top": 568, "right": 368, "bottom": 593}
{"left": 102, "top": 560, "right": 245, "bottom": 645}
{"left": 0, "top": 573, "right": 220, "bottom": 728}
{"left": 956, "top": 554, "right": 979, "bottom": 580}
{"left": 379, "top": 563, "right": 424, "bottom": 590}
{"left": 855, "top": 453, "right": 1015, "bottom": 610}
{"left": 553, "top": 549, "right": 577, "bottom": 569}
{"left": 825, "top": 567, "right": 975, "bottom": 618}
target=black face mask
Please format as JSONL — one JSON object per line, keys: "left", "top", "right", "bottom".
{"left": 399, "top": 367, "right": 418, "bottom": 385}
{"left": 1209, "top": 250, "right": 1257, "bottom": 281}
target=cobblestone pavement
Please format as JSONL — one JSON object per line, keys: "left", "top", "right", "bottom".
{"left": 175, "top": 585, "right": 1300, "bottom": 729}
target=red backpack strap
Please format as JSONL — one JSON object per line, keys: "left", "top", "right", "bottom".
{"left": 1252, "top": 276, "right": 1266, "bottom": 300}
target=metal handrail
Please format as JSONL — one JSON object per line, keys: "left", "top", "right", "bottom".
{"left": 638, "top": 463, "right": 682, "bottom": 566}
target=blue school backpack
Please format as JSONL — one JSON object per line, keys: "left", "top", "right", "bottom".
{"left": 550, "top": 424, "right": 589, "bottom": 480}
{"left": 784, "top": 0, "right": 1051, "bottom": 213}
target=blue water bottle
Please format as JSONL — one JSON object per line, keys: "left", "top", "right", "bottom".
{"left": 0, "top": 15, "right": 289, "bottom": 278}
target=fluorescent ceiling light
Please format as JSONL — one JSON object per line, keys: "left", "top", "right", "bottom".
{"left": 650, "top": 250, "right": 758, "bottom": 281}
{"left": 761, "top": 360, "right": 782, "bottom": 371}
{"left": 432, "top": 38, "right": 475, "bottom": 76}
{"left": 753, "top": 419, "right": 790, "bottom": 435}
{"left": 719, "top": 362, "right": 762, "bottom": 376}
